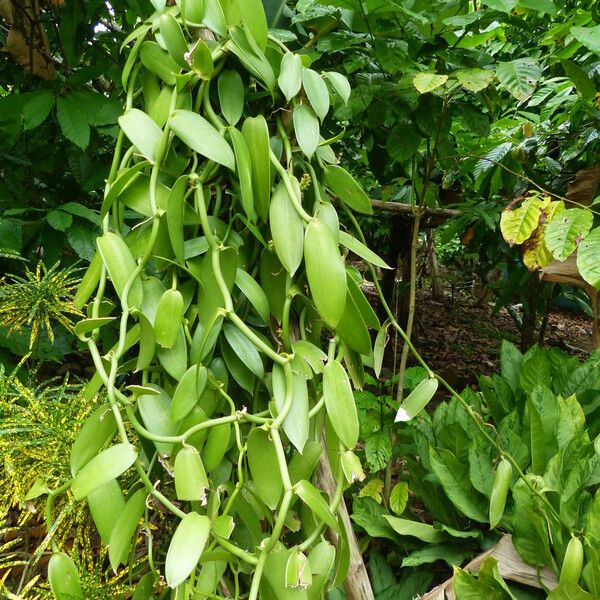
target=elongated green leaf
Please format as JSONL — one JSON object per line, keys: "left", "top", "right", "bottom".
{"left": 218, "top": 70, "right": 245, "bottom": 126}
{"left": 242, "top": 0, "right": 268, "bottom": 50}
{"left": 97, "top": 232, "right": 144, "bottom": 310}
{"left": 186, "top": 38, "right": 214, "bottom": 79}
{"left": 109, "top": 489, "right": 147, "bottom": 572}
{"left": 235, "top": 269, "right": 270, "bottom": 323}
{"left": 165, "top": 512, "right": 211, "bottom": 587}
{"left": 335, "top": 287, "right": 371, "bottom": 356}
{"left": 323, "top": 71, "right": 351, "bottom": 104}
{"left": 323, "top": 165, "right": 372, "bottom": 215}
{"left": 242, "top": 115, "right": 271, "bottom": 221}
{"left": 71, "top": 443, "right": 137, "bottom": 500}
{"left": 138, "top": 386, "right": 178, "bottom": 454}
{"left": 154, "top": 289, "right": 184, "bottom": 348}
{"left": 339, "top": 231, "right": 389, "bottom": 268}
{"left": 159, "top": 13, "right": 188, "bottom": 68}
{"left": 202, "top": 421, "right": 231, "bottom": 472}
{"left": 395, "top": 378, "right": 438, "bottom": 422}
{"left": 272, "top": 364, "right": 309, "bottom": 453}
{"left": 223, "top": 324, "right": 263, "bottom": 378}
{"left": 304, "top": 219, "right": 347, "bottom": 328}
{"left": 170, "top": 109, "right": 235, "bottom": 169}
{"left": 270, "top": 179, "right": 304, "bottom": 275}
{"left": 174, "top": 445, "right": 209, "bottom": 500}
{"left": 323, "top": 360, "right": 359, "bottom": 449}
{"left": 227, "top": 26, "right": 275, "bottom": 93}
{"left": 482, "top": 0, "right": 517, "bottom": 12}
{"left": 70, "top": 404, "right": 117, "bottom": 476}
{"left": 429, "top": 446, "right": 488, "bottom": 522}
{"left": 577, "top": 228, "right": 600, "bottom": 289}
{"left": 302, "top": 68, "right": 330, "bottom": 121}
{"left": 294, "top": 479, "right": 340, "bottom": 533}
{"left": 373, "top": 320, "right": 389, "bottom": 379}
{"left": 247, "top": 428, "right": 284, "bottom": 509}
{"left": 74, "top": 317, "right": 115, "bottom": 340}
{"left": 171, "top": 365, "right": 208, "bottom": 422}
{"left": 383, "top": 516, "right": 445, "bottom": 543}
{"left": 140, "top": 41, "right": 179, "bottom": 85}
{"left": 229, "top": 126, "right": 256, "bottom": 221}
{"left": 279, "top": 52, "right": 303, "bottom": 102}
{"left": 293, "top": 104, "right": 319, "bottom": 159}
{"left": 87, "top": 480, "right": 125, "bottom": 545}
{"left": 156, "top": 325, "right": 188, "bottom": 380}
{"left": 166, "top": 175, "right": 187, "bottom": 264}
{"left": 48, "top": 552, "right": 84, "bottom": 599}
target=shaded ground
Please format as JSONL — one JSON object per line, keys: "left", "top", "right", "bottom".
{"left": 399, "top": 285, "right": 594, "bottom": 389}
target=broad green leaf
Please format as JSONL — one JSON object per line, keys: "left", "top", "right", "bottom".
{"left": 170, "top": 109, "right": 235, "bottom": 169}
{"left": 547, "top": 583, "right": 593, "bottom": 600}
{"left": 138, "top": 386, "right": 178, "bottom": 454}
{"left": 390, "top": 482, "right": 409, "bottom": 516}
{"left": 429, "top": 446, "right": 488, "bottom": 522}
{"left": 108, "top": 489, "right": 147, "bottom": 571}
{"left": 517, "top": 0, "right": 557, "bottom": 14}
{"left": 302, "top": 68, "right": 330, "bottom": 121}
{"left": 227, "top": 26, "right": 275, "bottom": 93}
{"left": 166, "top": 175, "right": 187, "bottom": 264}
{"left": 413, "top": 73, "right": 448, "bottom": 94}
{"left": 48, "top": 552, "right": 84, "bottom": 599}
{"left": 56, "top": 95, "right": 89, "bottom": 150}
{"left": 500, "top": 195, "right": 545, "bottom": 245}
{"left": 186, "top": 38, "right": 214, "bottom": 79}
{"left": 544, "top": 208, "right": 592, "bottom": 260}
{"left": 202, "top": 422, "right": 231, "bottom": 472}
{"left": 159, "top": 13, "right": 188, "bottom": 68}
{"left": 482, "top": 0, "right": 517, "bottom": 11}
{"left": 218, "top": 70, "right": 245, "bottom": 126}
{"left": 561, "top": 60, "right": 596, "bottom": 99}
{"left": 247, "top": 428, "right": 284, "bottom": 509}
{"left": 278, "top": 52, "right": 303, "bottom": 102}
{"left": 304, "top": 219, "right": 347, "bottom": 327}
{"left": 395, "top": 378, "right": 438, "bottom": 422}
{"left": 71, "top": 443, "right": 137, "bottom": 500}
{"left": 383, "top": 516, "right": 445, "bottom": 543}
{"left": 22, "top": 90, "right": 54, "bottom": 130}
{"left": 571, "top": 26, "right": 600, "bottom": 55}
{"left": 294, "top": 479, "right": 340, "bottom": 533}
{"left": 165, "top": 512, "right": 211, "bottom": 587}
{"left": 455, "top": 68, "right": 495, "bottom": 92}
{"left": 496, "top": 58, "right": 542, "bottom": 101}
{"left": 577, "top": 228, "right": 600, "bottom": 289}
{"left": 100, "top": 162, "right": 148, "bottom": 221}
{"left": 156, "top": 325, "right": 188, "bottom": 380}
{"left": 293, "top": 104, "right": 319, "bottom": 159}
{"left": 323, "top": 360, "right": 359, "bottom": 449}
{"left": 335, "top": 285, "right": 372, "bottom": 355}
{"left": 323, "top": 165, "right": 372, "bottom": 215}
{"left": 154, "top": 289, "right": 184, "bottom": 348}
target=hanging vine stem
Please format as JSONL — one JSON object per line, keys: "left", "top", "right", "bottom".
{"left": 342, "top": 206, "right": 572, "bottom": 532}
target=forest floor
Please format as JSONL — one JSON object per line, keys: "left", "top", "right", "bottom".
{"left": 373, "top": 276, "right": 595, "bottom": 390}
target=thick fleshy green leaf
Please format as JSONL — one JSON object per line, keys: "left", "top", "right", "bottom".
{"left": 395, "top": 378, "right": 438, "bottom": 422}
{"left": 108, "top": 489, "right": 147, "bottom": 571}
{"left": 247, "top": 428, "right": 284, "bottom": 509}
{"left": 218, "top": 70, "right": 245, "bottom": 126}
{"left": 272, "top": 364, "right": 309, "bottom": 453}
{"left": 279, "top": 52, "right": 302, "bottom": 102}
{"left": 293, "top": 104, "right": 319, "bottom": 159}
{"left": 48, "top": 553, "right": 84, "bottom": 599}
{"left": 235, "top": 269, "right": 270, "bottom": 323}
{"left": 170, "top": 109, "right": 235, "bottom": 169}
{"left": 270, "top": 179, "right": 304, "bottom": 275}
{"left": 71, "top": 443, "right": 137, "bottom": 500}
{"left": 323, "top": 360, "right": 359, "bottom": 449}
{"left": 302, "top": 68, "right": 330, "bottom": 121}
{"left": 223, "top": 323, "right": 263, "bottom": 378}
{"left": 294, "top": 479, "right": 340, "bottom": 533}
{"left": 165, "top": 512, "right": 211, "bottom": 587}
{"left": 322, "top": 165, "right": 372, "bottom": 215}
{"left": 339, "top": 231, "right": 389, "bottom": 268}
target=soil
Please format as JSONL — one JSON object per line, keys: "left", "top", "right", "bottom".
{"left": 376, "top": 280, "right": 595, "bottom": 390}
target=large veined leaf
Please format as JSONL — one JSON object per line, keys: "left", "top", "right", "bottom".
{"left": 413, "top": 73, "right": 448, "bottom": 94}
{"left": 500, "top": 195, "right": 545, "bottom": 246}
{"left": 544, "top": 208, "right": 593, "bottom": 260}
{"left": 577, "top": 228, "right": 600, "bottom": 289}
{"left": 518, "top": 0, "right": 557, "bottom": 16}
{"left": 571, "top": 25, "right": 600, "bottom": 55}
{"left": 474, "top": 142, "right": 512, "bottom": 180}
{"left": 482, "top": 0, "right": 517, "bottom": 12}
{"left": 455, "top": 68, "right": 495, "bottom": 92}
{"left": 496, "top": 58, "right": 542, "bottom": 101}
